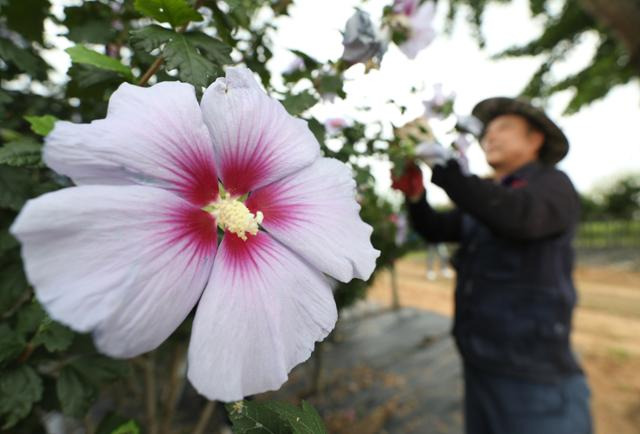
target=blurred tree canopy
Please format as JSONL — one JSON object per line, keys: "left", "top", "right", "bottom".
{"left": 580, "top": 173, "right": 640, "bottom": 221}
{"left": 445, "top": 0, "right": 640, "bottom": 113}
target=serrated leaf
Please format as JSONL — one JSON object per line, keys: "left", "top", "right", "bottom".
{"left": 32, "top": 320, "right": 74, "bottom": 352}
{"left": 0, "top": 325, "right": 25, "bottom": 367}
{"left": 0, "top": 365, "right": 43, "bottom": 429}
{"left": 226, "top": 400, "right": 290, "bottom": 434}
{"left": 130, "top": 28, "right": 231, "bottom": 87}
{"left": 66, "top": 45, "right": 133, "bottom": 80}
{"left": 185, "top": 32, "right": 232, "bottom": 65}
{"left": 0, "top": 138, "right": 43, "bottom": 168}
{"left": 56, "top": 365, "right": 98, "bottom": 417}
{"left": 162, "top": 33, "right": 223, "bottom": 88}
{"left": 281, "top": 91, "right": 318, "bottom": 116}
{"left": 262, "top": 401, "right": 327, "bottom": 434}
{"left": 134, "top": 0, "right": 202, "bottom": 28}
{"left": 24, "top": 115, "right": 58, "bottom": 136}
{"left": 129, "top": 25, "right": 175, "bottom": 52}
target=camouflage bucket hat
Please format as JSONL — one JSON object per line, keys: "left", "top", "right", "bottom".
{"left": 471, "top": 97, "right": 569, "bottom": 165}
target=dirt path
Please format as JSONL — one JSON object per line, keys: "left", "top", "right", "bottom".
{"left": 367, "top": 258, "right": 640, "bottom": 434}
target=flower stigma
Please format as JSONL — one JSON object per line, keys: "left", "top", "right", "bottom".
{"left": 203, "top": 192, "right": 263, "bottom": 241}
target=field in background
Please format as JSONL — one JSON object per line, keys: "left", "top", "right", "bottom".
{"left": 577, "top": 220, "right": 640, "bottom": 249}
{"left": 367, "top": 252, "right": 640, "bottom": 434}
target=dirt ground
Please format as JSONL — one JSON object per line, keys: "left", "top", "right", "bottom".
{"left": 367, "top": 255, "right": 640, "bottom": 434}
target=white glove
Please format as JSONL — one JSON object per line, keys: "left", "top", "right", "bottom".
{"left": 415, "top": 141, "right": 451, "bottom": 169}
{"left": 416, "top": 139, "right": 471, "bottom": 174}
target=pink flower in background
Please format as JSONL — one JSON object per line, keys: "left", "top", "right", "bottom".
{"left": 395, "top": 0, "right": 436, "bottom": 59}
{"left": 393, "top": 0, "right": 419, "bottom": 16}
{"left": 324, "top": 117, "right": 350, "bottom": 135}
{"left": 11, "top": 66, "right": 379, "bottom": 402}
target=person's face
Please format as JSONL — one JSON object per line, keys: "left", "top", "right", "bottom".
{"left": 480, "top": 114, "right": 544, "bottom": 169}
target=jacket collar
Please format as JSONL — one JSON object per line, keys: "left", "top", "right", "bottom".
{"left": 500, "top": 160, "right": 541, "bottom": 186}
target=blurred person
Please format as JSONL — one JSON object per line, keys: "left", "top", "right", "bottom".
{"left": 392, "top": 97, "right": 592, "bottom": 434}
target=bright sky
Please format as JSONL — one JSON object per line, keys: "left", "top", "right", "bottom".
{"left": 268, "top": 0, "right": 640, "bottom": 204}
{"left": 45, "top": 0, "right": 640, "bottom": 204}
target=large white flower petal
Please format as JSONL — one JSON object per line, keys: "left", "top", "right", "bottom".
{"left": 10, "top": 185, "right": 217, "bottom": 357}
{"left": 200, "top": 66, "right": 320, "bottom": 196}
{"left": 246, "top": 158, "right": 379, "bottom": 282}
{"left": 187, "top": 231, "right": 337, "bottom": 402}
{"left": 45, "top": 82, "right": 218, "bottom": 206}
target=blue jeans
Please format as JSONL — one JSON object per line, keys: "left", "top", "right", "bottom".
{"left": 464, "top": 364, "right": 593, "bottom": 434}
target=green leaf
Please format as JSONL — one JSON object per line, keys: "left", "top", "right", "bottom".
{"left": 129, "top": 25, "right": 175, "bottom": 52}
{"left": 316, "top": 74, "right": 345, "bottom": 99}
{"left": 0, "top": 138, "right": 43, "bottom": 168}
{"left": 290, "top": 49, "right": 320, "bottom": 71}
{"left": 185, "top": 32, "right": 233, "bottom": 65}
{"left": 281, "top": 91, "right": 318, "bottom": 116}
{"left": 0, "top": 258, "right": 29, "bottom": 315}
{"left": 2, "top": 0, "right": 50, "bottom": 43}
{"left": 24, "top": 115, "right": 58, "bottom": 136}
{"left": 95, "top": 413, "right": 138, "bottom": 434}
{"left": 0, "top": 325, "right": 25, "bottom": 367}
{"left": 71, "top": 355, "right": 130, "bottom": 384}
{"left": 263, "top": 401, "right": 327, "bottom": 434}
{"left": 226, "top": 400, "right": 290, "bottom": 434}
{"left": 32, "top": 319, "right": 74, "bottom": 352}
{"left": 0, "top": 365, "right": 43, "bottom": 429}
{"left": 0, "top": 89, "right": 12, "bottom": 106}
{"left": 15, "top": 301, "right": 45, "bottom": 337}
{"left": 134, "top": 0, "right": 203, "bottom": 28}
{"left": 56, "top": 365, "right": 98, "bottom": 417}
{"left": 162, "top": 33, "right": 225, "bottom": 88}
{"left": 306, "top": 117, "right": 325, "bottom": 146}
{"left": 66, "top": 45, "right": 133, "bottom": 80}
{"left": 0, "top": 37, "right": 47, "bottom": 78}
{"left": 0, "top": 230, "right": 19, "bottom": 254}
{"left": 62, "top": 3, "right": 118, "bottom": 44}
{"left": 0, "top": 166, "right": 32, "bottom": 210}
{"left": 66, "top": 64, "right": 122, "bottom": 104}
{"left": 130, "top": 27, "right": 231, "bottom": 88}
{"left": 111, "top": 420, "right": 141, "bottom": 434}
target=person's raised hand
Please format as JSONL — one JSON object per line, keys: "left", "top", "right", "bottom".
{"left": 415, "top": 141, "right": 450, "bottom": 169}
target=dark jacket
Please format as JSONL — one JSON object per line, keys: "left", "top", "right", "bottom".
{"left": 407, "top": 160, "right": 583, "bottom": 382}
